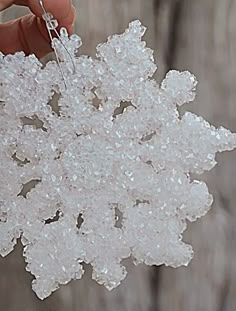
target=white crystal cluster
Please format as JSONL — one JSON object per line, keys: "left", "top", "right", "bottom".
{"left": 0, "top": 21, "right": 236, "bottom": 299}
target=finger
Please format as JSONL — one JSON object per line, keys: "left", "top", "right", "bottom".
{"left": 0, "top": 1, "right": 76, "bottom": 57}
{"left": 0, "top": 0, "right": 75, "bottom": 29}
{"left": 30, "top": 0, "right": 76, "bottom": 37}
{"left": 0, "top": 15, "right": 51, "bottom": 57}
{"left": 28, "top": 0, "right": 74, "bottom": 23}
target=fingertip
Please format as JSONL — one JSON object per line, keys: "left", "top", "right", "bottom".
{"left": 60, "top": 5, "right": 76, "bottom": 34}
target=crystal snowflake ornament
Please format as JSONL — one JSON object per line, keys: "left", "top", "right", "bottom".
{"left": 0, "top": 18, "right": 236, "bottom": 300}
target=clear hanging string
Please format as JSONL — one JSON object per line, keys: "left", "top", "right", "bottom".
{"left": 38, "top": 0, "right": 76, "bottom": 88}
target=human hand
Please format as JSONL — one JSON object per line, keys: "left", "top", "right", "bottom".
{"left": 0, "top": 0, "right": 76, "bottom": 58}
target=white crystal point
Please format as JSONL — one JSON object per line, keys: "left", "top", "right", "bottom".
{"left": 24, "top": 217, "right": 84, "bottom": 300}
{"left": 161, "top": 70, "right": 197, "bottom": 105}
{"left": 0, "top": 20, "right": 236, "bottom": 299}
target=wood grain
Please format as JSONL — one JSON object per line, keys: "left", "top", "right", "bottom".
{"left": 1, "top": 0, "right": 236, "bottom": 310}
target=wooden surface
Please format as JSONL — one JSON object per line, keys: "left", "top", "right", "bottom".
{"left": 1, "top": 0, "right": 236, "bottom": 310}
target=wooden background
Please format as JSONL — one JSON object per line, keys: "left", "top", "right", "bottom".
{"left": 1, "top": 0, "right": 236, "bottom": 310}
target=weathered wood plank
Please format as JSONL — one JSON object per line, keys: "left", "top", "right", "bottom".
{"left": 156, "top": 1, "right": 236, "bottom": 311}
